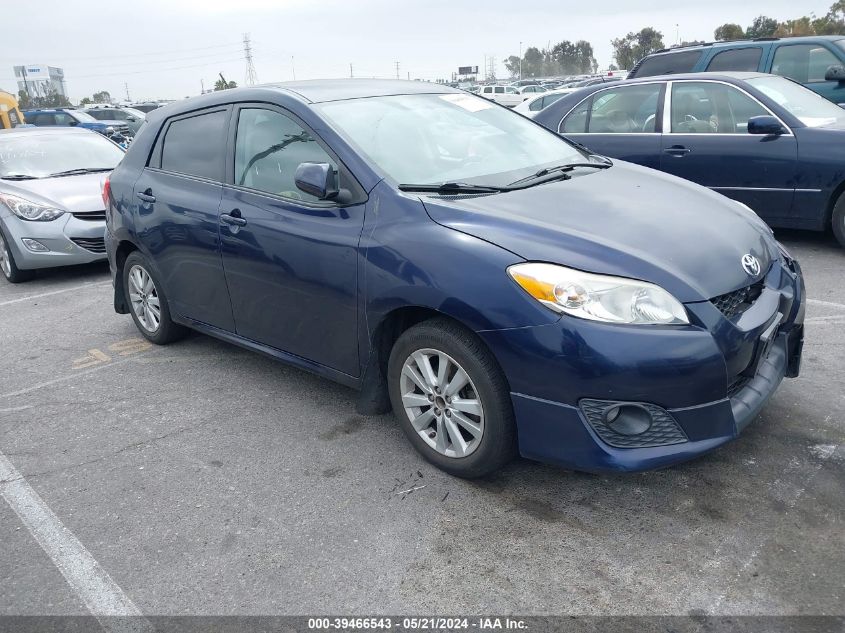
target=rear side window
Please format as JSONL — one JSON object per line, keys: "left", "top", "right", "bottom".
{"left": 32, "top": 113, "right": 55, "bottom": 126}
{"left": 159, "top": 109, "right": 227, "bottom": 181}
{"left": 634, "top": 50, "right": 703, "bottom": 77}
{"left": 562, "top": 83, "right": 662, "bottom": 133}
{"left": 706, "top": 47, "right": 763, "bottom": 72}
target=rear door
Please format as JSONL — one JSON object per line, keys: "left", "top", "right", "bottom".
{"left": 557, "top": 82, "right": 665, "bottom": 169}
{"left": 218, "top": 104, "right": 366, "bottom": 376}
{"left": 659, "top": 80, "right": 797, "bottom": 221}
{"left": 132, "top": 106, "right": 236, "bottom": 331}
{"left": 769, "top": 41, "right": 845, "bottom": 105}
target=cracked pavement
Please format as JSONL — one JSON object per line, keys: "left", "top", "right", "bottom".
{"left": 0, "top": 229, "right": 843, "bottom": 616}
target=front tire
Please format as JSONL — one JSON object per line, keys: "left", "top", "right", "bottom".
{"left": 833, "top": 192, "right": 845, "bottom": 249}
{"left": 0, "top": 228, "right": 34, "bottom": 283}
{"left": 387, "top": 318, "right": 516, "bottom": 478}
{"left": 122, "top": 251, "right": 186, "bottom": 344}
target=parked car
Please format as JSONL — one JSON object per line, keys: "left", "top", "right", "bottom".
{"left": 477, "top": 84, "right": 524, "bottom": 107}
{"left": 22, "top": 108, "right": 133, "bottom": 147}
{"left": 513, "top": 88, "right": 573, "bottom": 117}
{"left": 0, "top": 127, "right": 124, "bottom": 282}
{"left": 627, "top": 36, "right": 845, "bottom": 105}
{"left": 105, "top": 80, "right": 804, "bottom": 478}
{"left": 130, "top": 102, "right": 163, "bottom": 113}
{"left": 83, "top": 106, "right": 146, "bottom": 134}
{"left": 534, "top": 71, "right": 845, "bottom": 247}
{"left": 509, "top": 79, "right": 541, "bottom": 87}
{"left": 518, "top": 85, "right": 548, "bottom": 95}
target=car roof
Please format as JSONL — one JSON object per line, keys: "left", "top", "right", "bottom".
{"left": 0, "top": 126, "right": 94, "bottom": 138}
{"left": 617, "top": 71, "right": 768, "bottom": 84}
{"left": 648, "top": 34, "right": 845, "bottom": 55}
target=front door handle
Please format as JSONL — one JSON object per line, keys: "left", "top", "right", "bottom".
{"left": 220, "top": 210, "right": 247, "bottom": 227}
{"left": 136, "top": 189, "right": 156, "bottom": 203}
{"left": 663, "top": 146, "right": 691, "bottom": 157}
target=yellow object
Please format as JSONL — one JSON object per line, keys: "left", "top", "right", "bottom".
{"left": 0, "top": 91, "right": 25, "bottom": 129}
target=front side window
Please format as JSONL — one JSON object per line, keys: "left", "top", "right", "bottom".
{"left": 32, "top": 113, "right": 56, "bottom": 126}
{"left": 772, "top": 44, "right": 840, "bottom": 83}
{"left": 317, "top": 92, "right": 585, "bottom": 187}
{"left": 159, "top": 109, "right": 227, "bottom": 181}
{"left": 634, "top": 50, "right": 703, "bottom": 77}
{"left": 706, "top": 47, "right": 763, "bottom": 72}
{"left": 671, "top": 82, "right": 768, "bottom": 134}
{"left": 234, "top": 108, "right": 336, "bottom": 203}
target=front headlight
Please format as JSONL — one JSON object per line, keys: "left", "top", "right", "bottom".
{"left": 0, "top": 193, "right": 65, "bottom": 222}
{"left": 508, "top": 262, "right": 689, "bottom": 325}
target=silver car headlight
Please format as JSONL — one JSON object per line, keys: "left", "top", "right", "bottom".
{"left": 0, "top": 193, "right": 65, "bottom": 222}
{"left": 508, "top": 262, "right": 689, "bottom": 325}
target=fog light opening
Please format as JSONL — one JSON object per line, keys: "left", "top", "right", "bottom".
{"left": 603, "top": 404, "right": 653, "bottom": 436}
{"left": 21, "top": 238, "right": 49, "bottom": 252}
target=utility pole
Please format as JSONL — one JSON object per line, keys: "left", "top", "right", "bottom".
{"left": 21, "top": 66, "right": 30, "bottom": 100}
{"left": 243, "top": 33, "right": 259, "bottom": 85}
{"left": 395, "top": 61, "right": 400, "bottom": 79}
{"left": 124, "top": 82, "right": 131, "bottom": 102}
{"left": 201, "top": 78, "right": 205, "bottom": 94}
{"left": 291, "top": 56, "right": 296, "bottom": 81}
{"left": 349, "top": 63, "right": 353, "bottom": 78}
{"left": 519, "top": 41, "right": 523, "bottom": 80}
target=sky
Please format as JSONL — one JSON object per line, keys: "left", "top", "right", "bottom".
{"left": 0, "top": 0, "right": 835, "bottom": 103}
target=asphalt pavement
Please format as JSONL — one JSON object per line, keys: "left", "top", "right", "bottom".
{"left": 0, "top": 229, "right": 842, "bottom": 617}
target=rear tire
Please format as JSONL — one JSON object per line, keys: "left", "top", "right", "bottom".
{"left": 0, "top": 228, "right": 35, "bottom": 283}
{"left": 122, "top": 251, "right": 186, "bottom": 344}
{"left": 387, "top": 318, "right": 517, "bottom": 478}
{"left": 833, "top": 192, "right": 845, "bottom": 249}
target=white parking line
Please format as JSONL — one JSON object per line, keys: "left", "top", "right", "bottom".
{"left": 0, "top": 452, "right": 151, "bottom": 632}
{"left": 0, "top": 281, "right": 111, "bottom": 308}
{"left": 807, "top": 298, "right": 845, "bottom": 311}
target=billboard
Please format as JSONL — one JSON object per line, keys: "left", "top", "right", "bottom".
{"left": 458, "top": 66, "right": 479, "bottom": 75}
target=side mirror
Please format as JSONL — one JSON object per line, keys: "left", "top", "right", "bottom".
{"left": 67, "top": 120, "right": 79, "bottom": 126}
{"left": 747, "top": 115, "right": 786, "bottom": 136}
{"left": 825, "top": 64, "right": 845, "bottom": 82}
{"left": 294, "top": 162, "right": 339, "bottom": 200}
{"left": 127, "top": 117, "right": 136, "bottom": 122}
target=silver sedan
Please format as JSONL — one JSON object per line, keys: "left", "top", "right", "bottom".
{"left": 0, "top": 127, "right": 124, "bottom": 282}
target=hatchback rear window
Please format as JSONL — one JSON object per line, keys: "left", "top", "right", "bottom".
{"left": 634, "top": 50, "right": 703, "bottom": 77}
{"left": 158, "top": 109, "right": 227, "bottom": 181}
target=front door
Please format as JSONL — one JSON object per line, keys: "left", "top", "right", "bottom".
{"left": 219, "top": 105, "right": 366, "bottom": 377}
{"left": 659, "top": 80, "right": 798, "bottom": 221}
{"left": 132, "top": 106, "right": 235, "bottom": 331}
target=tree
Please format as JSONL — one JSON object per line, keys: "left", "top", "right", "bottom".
{"left": 774, "top": 16, "right": 816, "bottom": 37}
{"left": 813, "top": 1, "right": 845, "bottom": 34}
{"left": 79, "top": 97, "right": 92, "bottom": 106}
{"left": 522, "top": 47, "right": 544, "bottom": 77}
{"left": 92, "top": 90, "right": 111, "bottom": 104}
{"left": 504, "top": 55, "right": 521, "bottom": 78}
{"left": 714, "top": 23, "right": 744, "bottom": 41}
{"left": 17, "top": 90, "right": 31, "bottom": 109}
{"left": 611, "top": 27, "right": 665, "bottom": 69}
{"left": 214, "top": 74, "right": 237, "bottom": 91}
{"left": 745, "top": 15, "right": 779, "bottom": 38}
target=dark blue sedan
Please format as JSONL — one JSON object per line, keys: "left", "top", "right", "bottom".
{"left": 533, "top": 72, "right": 845, "bottom": 248}
{"left": 104, "top": 80, "right": 804, "bottom": 477}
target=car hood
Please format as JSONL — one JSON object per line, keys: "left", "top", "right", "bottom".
{"left": 420, "top": 161, "right": 777, "bottom": 303}
{"left": 1, "top": 172, "right": 109, "bottom": 213}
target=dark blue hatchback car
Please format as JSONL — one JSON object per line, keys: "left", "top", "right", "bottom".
{"left": 104, "top": 80, "right": 805, "bottom": 477}
{"left": 533, "top": 72, "right": 845, "bottom": 248}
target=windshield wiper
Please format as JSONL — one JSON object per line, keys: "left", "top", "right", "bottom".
{"left": 507, "top": 161, "right": 612, "bottom": 188}
{"left": 398, "top": 182, "right": 507, "bottom": 194}
{"left": 48, "top": 168, "right": 113, "bottom": 177}
{"left": 0, "top": 174, "right": 39, "bottom": 180}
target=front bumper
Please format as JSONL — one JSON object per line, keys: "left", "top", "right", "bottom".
{"left": 479, "top": 258, "right": 805, "bottom": 473}
{"left": 0, "top": 213, "right": 107, "bottom": 270}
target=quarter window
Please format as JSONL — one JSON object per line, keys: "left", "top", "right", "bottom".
{"left": 159, "top": 109, "right": 227, "bottom": 181}
{"left": 234, "top": 108, "right": 336, "bottom": 203}
{"left": 772, "top": 44, "right": 840, "bottom": 83}
{"left": 671, "top": 82, "right": 768, "bottom": 134}
{"left": 706, "top": 47, "right": 763, "bottom": 72}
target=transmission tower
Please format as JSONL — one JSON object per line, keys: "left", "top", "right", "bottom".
{"left": 243, "top": 33, "right": 259, "bottom": 85}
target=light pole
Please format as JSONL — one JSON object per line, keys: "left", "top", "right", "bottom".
{"left": 519, "top": 41, "right": 523, "bottom": 81}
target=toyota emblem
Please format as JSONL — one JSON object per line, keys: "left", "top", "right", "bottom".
{"left": 741, "top": 254, "right": 761, "bottom": 277}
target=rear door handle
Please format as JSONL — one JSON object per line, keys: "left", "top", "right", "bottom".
{"left": 136, "top": 190, "right": 156, "bottom": 203}
{"left": 663, "top": 146, "right": 691, "bottom": 157}
{"left": 220, "top": 211, "right": 247, "bottom": 227}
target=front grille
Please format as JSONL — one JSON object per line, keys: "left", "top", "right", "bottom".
{"left": 579, "top": 399, "right": 688, "bottom": 448}
{"left": 711, "top": 281, "right": 764, "bottom": 319}
{"left": 70, "top": 237, "right": 106, "bottom": 253}
{"left": 71, "top": 210, "right": 106, "bottom": 221}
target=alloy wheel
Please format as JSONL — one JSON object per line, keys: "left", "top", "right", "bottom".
{"left": 399, "top": 348, "right": 484, "bottom": 458}
{"left": 128, "top": 264, "right": 161, "bottom": 332}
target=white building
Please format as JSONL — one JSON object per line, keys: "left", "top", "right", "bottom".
{"left": 13, "top": 65, "right": 66, "bottom": 100}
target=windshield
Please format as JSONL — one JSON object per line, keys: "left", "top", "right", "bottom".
{"left": 747, "top": 75, "right": 845, "bottom": 127}
{"left": 316, "top": 92, "right": 586, "bottom": 186}
{"left": 69, "top": 110, "right": 97, "bottom": 123}
{"left": 0, "top": 132, "right": 124, "bottom": 178}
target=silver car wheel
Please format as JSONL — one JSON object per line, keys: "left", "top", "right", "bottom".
{"left": 400, "top": 348, "right": 484, "bottom": 458}
{"left": 128, "top": 264, "right": 161, "bottom": 333}
{"left": 0, "top": 234, "right": 10, "bottom": 279}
